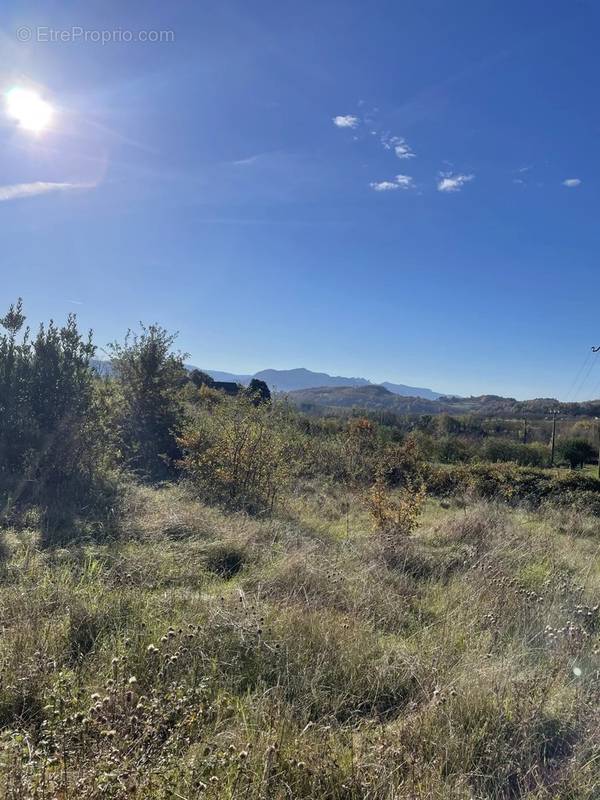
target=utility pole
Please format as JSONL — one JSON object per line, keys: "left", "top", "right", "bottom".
{"left": 523, "top": 418, "right": 528, "bottom": 444}
{"left": 550, "top": 409, "right": 559, "bottom": 467}
{"left": 589, "top": 347, "right": 600, "bottom": 477}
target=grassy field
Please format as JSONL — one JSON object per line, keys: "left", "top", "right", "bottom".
{"left": 1, "top": 482, "right": 600, "bottom": 799}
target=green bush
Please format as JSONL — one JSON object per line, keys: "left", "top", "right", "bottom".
{"left": 435, "top": 435, "right": 475, "bottom": 463}
{"left": 428, "top": 460, "right": 600, "bottom": 512}
{"left": 481, "top": 438, "right": 549, "bottom": 467}
{"left": 178, "top": 397, "right": 292, "bottom": 513}
{"left": 556, "top": 438, "right": 597, "bottom": 469}
{"left": 108, "top": 324, "right": 188, "bottom": 480}
{"left": 0, "top": 300, "right": 117, "bottom": 541}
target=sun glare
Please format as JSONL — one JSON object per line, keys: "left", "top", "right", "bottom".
{"left": 5, "top": 87, "right": 53, "bottom": 132}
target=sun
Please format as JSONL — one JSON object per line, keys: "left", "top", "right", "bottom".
{"left": 5, "top": 87, "right": 53, "bottom": 132}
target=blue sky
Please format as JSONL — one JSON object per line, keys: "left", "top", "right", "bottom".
{"left": 1, "top": 0, "right": 600, "bottom": 399}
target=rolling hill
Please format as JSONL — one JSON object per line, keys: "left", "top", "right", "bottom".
{"left": 287, "top": 385, "right": 600, "bottom": 418}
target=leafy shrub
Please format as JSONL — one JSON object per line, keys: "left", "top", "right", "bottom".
{"left": 556, "top": 438, "right": 597, "bottom": 469}
{"left": 178, "top": 397, "right": 292, "bottom": 513}
{"left": 366, "top": 477, "right": 425, "bottom": 569}
{"left": 366, "top": 478, "right": 425, "bottom": 538}
{"left": 0, "top": 300, "right": 117, "bottom": 541}
{"left": 482, "top": 438, "right": 549, "bottom": 467}
{"left": 436, "top": 435, "right": 475, "bottom": 463}
{"left": 343, "top": 417, "right": 379, "bottom": 485}
{"left": 378, "top": 436, "right": 426, "bottom": 488}
{"left": 428, "top": 461, "right": 600, "bottom": 515}
{"left": 108, "top": 324, "right": 188, "bottom": 480}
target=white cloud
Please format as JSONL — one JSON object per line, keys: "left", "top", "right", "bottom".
{"left": 381, "top": 134, "right": 415, "bottom": 159}
{"left": 395, "top": 174, "right": 414, "bottom": 188}
{"left": 370, "top": 180, "right": 399, "bottom": 192}
{"left": 333, "top": 115, "right": 359, "bottom": 129}
{"left": 437, "top": 172, "right": 474, "bottom": 193}
{"left": 370, "top": 174, "right": 415, "bottom": 192}
{"left": 563, "top": 178, "right": 581, "bottom": 188}
{"left": 0, "top": 181, "right": 90, "bottom": 202}
{"left": 394, "top": 139, "right": 415, "bottom": 159}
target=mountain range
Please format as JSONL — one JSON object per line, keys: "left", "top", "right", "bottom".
{"left": 91, "top": 360, "right": 599, "bottom": 416}
{"left": 202, "top": 367, "right": 443, "bottom": 400}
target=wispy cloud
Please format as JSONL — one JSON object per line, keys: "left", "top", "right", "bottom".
{"left": 370, "top": 181, "right": 399, "bottom": 192}
{"left": 395, "top": 174, "right": 415, "bottom": 189}
{"left": 232, "top": 155, "right": 262, "bottom": 166}
{"left": 0, "top": 181, "right": 91, "bottom": 202}
{"left": 381, "top": 134, "right": 415, "bottom": 159}
{"left": 370, "top": 174, "right": 415, "bottom": 192}
{"left": 437, "top": 172, "right": 474, "bottom": 193}
{"left": 563, "top": 178, "right": 581, "bottom": 188}
{"left": 394, "top": 141, "right": 415, "bottom": 159}
{"left": 333, "top": 115, "right": 359, "bottom": 129}
{"left": 381, "top": 133, "right": 416, "bottom": 158}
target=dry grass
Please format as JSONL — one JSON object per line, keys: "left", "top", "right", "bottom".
{"left": 0, "top": 485, "right": 599, "bottom": 798}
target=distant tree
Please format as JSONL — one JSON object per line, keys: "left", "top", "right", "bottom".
{"left": 437, "top": 436, "right": 474, "bottom": 464}
{"left": 437, "top": 415, "right": 463, "bottom": 436}
{"left": 189, "top": 369, "right": 215, "bottom": 389}
{"left": 415, "top": 414, "right": 436, "bottom": 434}
{"left": 556, "top": 438, "right": 596, "bottom": 470}
{"left": 108, "top": 325, "right": 188, "bottom": 480}
{"left": 481, "top": 439, "right": 548, "bottom": 467}
{"left": 246, "top": 378, "right": 271, "bottom": 405}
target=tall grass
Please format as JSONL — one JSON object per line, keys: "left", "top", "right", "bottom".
{"left": 0, "top": 485, "right": 599, "bottom": 798}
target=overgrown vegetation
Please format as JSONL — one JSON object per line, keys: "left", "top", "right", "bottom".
{"left": 2, "top": 301, "right": 600, "bottom": 798}
{"left": 0, "top": 300, "right": 117, "bottom": 542}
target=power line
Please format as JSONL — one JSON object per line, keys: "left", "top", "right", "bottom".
{"left": 565, "top": 350, "right": 593, "bottom": 402}
{"left": 587, "top": 372, "right": 600, "bottom": 401}
{"left": 572, "top": 351, "right": 597, "bottom": 401}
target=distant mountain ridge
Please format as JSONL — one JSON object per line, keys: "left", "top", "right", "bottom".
{"left": 201, "top": 367, "right": 443, "bottom": 400}
{"left": 90, "top": 360, "right": 600, "bottom": 413}
{"left": 91, "top": 359, "right": 444, "bottom": 400}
